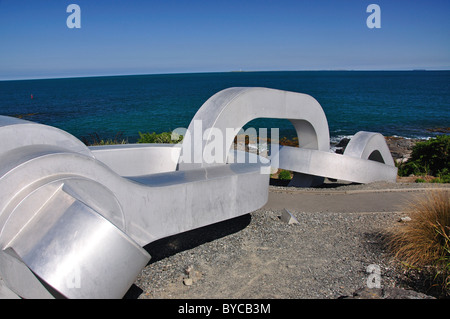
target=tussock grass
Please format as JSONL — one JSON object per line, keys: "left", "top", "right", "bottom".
{"left": 387, "top": 190, "right": 450, "bottom": 297}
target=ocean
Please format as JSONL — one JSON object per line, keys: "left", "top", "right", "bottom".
{"left": 1, "top": 71, "right": 449, "bottom": 144}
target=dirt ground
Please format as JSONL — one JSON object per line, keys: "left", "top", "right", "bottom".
{"left": 130, "top": 182, "right": 449, "bottom": 299}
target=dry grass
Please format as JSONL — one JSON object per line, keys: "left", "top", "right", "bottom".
{"left": 387, "top": 190, "right": 450, "bottom": 296}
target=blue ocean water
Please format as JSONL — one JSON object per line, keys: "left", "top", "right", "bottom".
{"left": 0, "top": 71, "right": 449, "bottom": 143}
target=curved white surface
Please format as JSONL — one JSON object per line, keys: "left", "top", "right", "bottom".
{"left": 0, "top": 142, "right": 268, "bottom": 298}
{"left": 274, "top": 144, "right": 397, "bottom": 184}
{"left": 179, "top": 87, "right": 330, "bottom": 169}
{"left": 344, "top": 131, "right": 395, "bottom": 166}
{"left": 0, "top": 116, "right": 93, "bottom": 158}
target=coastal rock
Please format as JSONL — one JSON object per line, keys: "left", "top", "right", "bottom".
{"left": 384, "top": 137, "right": 420, "bottom": 162}
{"left": 334, "top": 138, "right": 350, "bottom": 154}
{"left": 427, "top": 127, "right": 450, "bottom": 134}
{"left": 336, "top": 138, "right": 350, "bottom": 148}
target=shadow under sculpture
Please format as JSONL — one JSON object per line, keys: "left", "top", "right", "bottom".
{"left": 0, "top": 87, "right": 396, "bottom": 299}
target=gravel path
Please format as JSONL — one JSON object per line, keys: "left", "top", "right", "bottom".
{"left": 130, "top": 182, "right": 449, "bottom": 299}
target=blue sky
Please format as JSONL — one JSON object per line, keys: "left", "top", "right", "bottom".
{"left": 0, "top": 0, "right": 449, "bottom": 80}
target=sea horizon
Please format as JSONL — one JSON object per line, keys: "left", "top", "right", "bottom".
{"left": 2, "top": 68, "right": 449, "bottom": 82}
{"left": 1, "top": 70, "right": 449, "bottom": 144}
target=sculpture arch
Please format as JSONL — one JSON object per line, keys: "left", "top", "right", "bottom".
{"left": 177, "top": 87, "right": 396, "bottom": 185}
{"left": 178, "top": 87, "right": 330, "bottom": 169}
{"left": 344, "top": 131, "right": 395, "bottom": 166}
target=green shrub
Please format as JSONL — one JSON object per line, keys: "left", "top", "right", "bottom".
{"left": 432, "top": 173, "right": 450, "bottom": 184}
{"left": 82, "top": 132, "right": 128, "bottom": 146}
{"left": 93, "top": 139, "right": 127, "bottom": 146}
{"left": 398, "top": 135, "right": 449, "bottom": 180}
{"left": 137, "top": 131, "right": 183, "bottom": 144}
{"left": 437, "top": 168, "right": 450, "bottom": 183}
{"left": 278, "top": 170, "right": 292, "bottom": 180}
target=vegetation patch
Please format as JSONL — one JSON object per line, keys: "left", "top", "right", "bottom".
{"left": 277, "top": 170, "right": 293, "bottom": 180}
{"left": 137, "top": 131, "right": 184, "bottom": 144}
{"left": 82, "top": 132, "right": 128, "bottom": 146}
{"left": 397, "top": 135, "right": 449, "bottom": 183}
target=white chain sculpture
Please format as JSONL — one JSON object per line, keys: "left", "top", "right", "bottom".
{"left": 0, "top": 87, "right": 396, "bottom": 298}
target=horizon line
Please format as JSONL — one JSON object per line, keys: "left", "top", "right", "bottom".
{"left": 1, "top": 68, "right": 449, "bottom": 82}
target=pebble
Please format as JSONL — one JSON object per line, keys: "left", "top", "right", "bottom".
{"left": 183, "top": 278, "right": 193, "bottom": 286}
